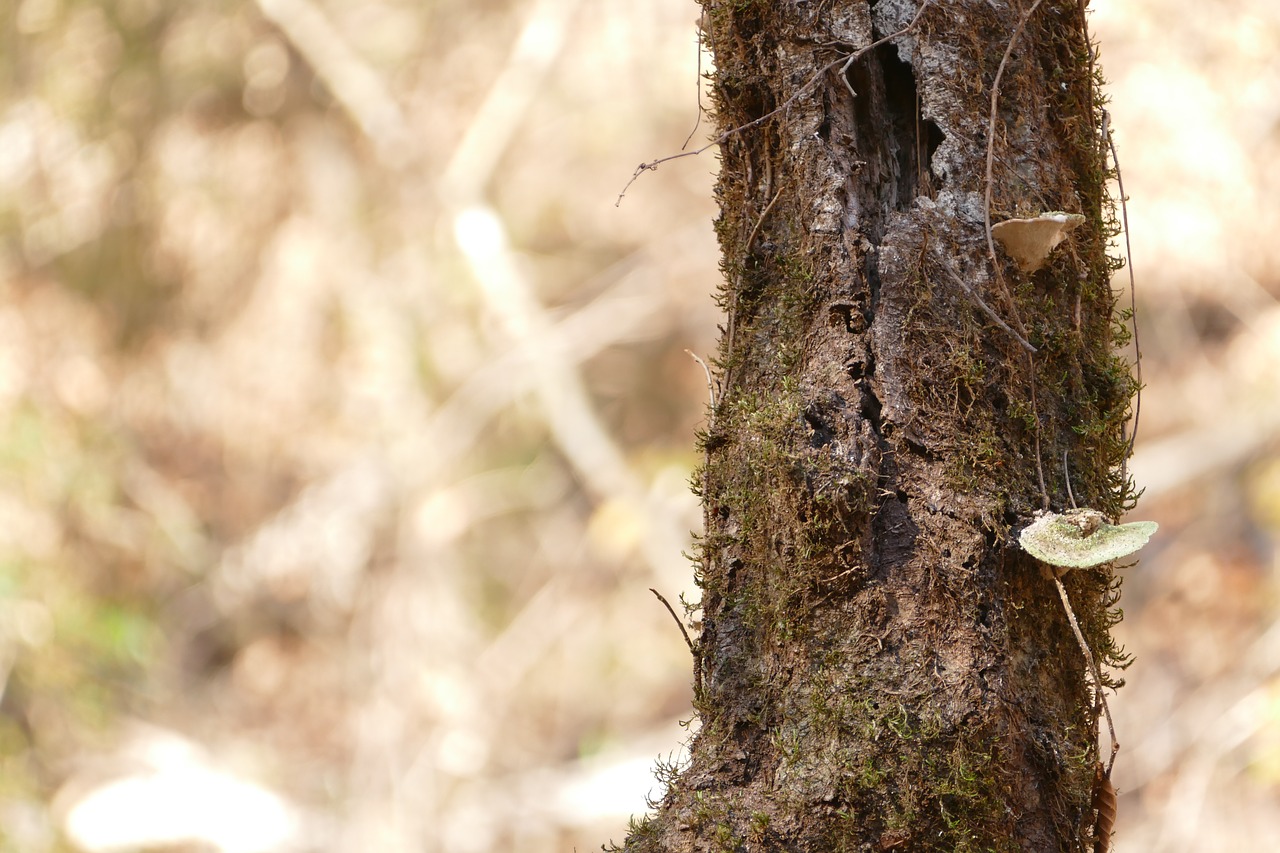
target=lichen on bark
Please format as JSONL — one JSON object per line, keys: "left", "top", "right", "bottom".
{"left": 613, "top": 2, "right": 1136, "bottom": 851}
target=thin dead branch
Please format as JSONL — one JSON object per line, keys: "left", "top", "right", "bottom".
{"left": 1064, "top": 450, "right": 1078, "bottom": 509}
{"left": 683, "top": 9, "right": 707, "bottom": 151}
{"left": 650, "top": 587, "right": 701, "bottom": 696}
{"left": 685, "top": 349, "right": 716, "bottom": 411}
{"left": 936, "top": 254, "right": 1037, "bottom": 353}
{"left": 982, "top": 0, "right": 1049, "bottom": 508}
{"left": 982, "top": 0, "right": 1045, "bottom": 336}
{"left": 1029, "top": 350, "right": 1049, "bottom": 510}
{"left": 836, "top": 0, "right": 937, "bottom": 101}
{"left": 617, "top": 1, "right": 937, "bottom": 205}
{"left": 1106, "top": 112, "right": 1143, "bottom": 478}
{"left": 1053, "top": 574, "right": 1120, "bottom": 775}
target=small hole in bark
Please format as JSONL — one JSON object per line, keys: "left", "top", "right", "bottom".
{"left": 904, "top": 433, "right": 929, "bottom": 456}
{"left": 828, "top": 301, "right": 855, "bottom": 331}
{"left": 859, "top": 388, "right": 882, "bottom": 424}
{"left": 803, "top": 406, "right": 834, "bottom": 448}
{"left": 923, "top": 117, "right": 944, "bottom": 187}
{"left": 991, "top": 387, "right": 1010, "bottom": 412}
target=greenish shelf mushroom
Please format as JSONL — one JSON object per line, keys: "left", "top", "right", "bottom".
{"left": 1018, "top": 509, "right": 1158, "bottom": 570}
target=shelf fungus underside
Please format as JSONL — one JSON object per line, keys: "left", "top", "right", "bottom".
{"left": 991, "top": 212, "right": 1085, "bottom": 273}
{"left": 1018, "top": 509, "right": 1159, "bottom": 570}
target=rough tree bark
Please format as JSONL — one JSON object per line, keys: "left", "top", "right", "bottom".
{"left": 618, "top": 1, "right": 1136, "bottom": 851}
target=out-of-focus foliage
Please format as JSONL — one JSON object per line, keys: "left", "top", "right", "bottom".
{"left": 1, "top": 0, "right": 715, "bottom": 850}
{"left": 1, "top": 0, "right": 1279, "bottom": 851}
{"left": 1095, "top": 2, "right": 1280, "bottom": 850}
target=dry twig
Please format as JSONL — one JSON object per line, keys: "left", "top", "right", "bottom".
{"left": 650, "top": 588, "right": 701, "bottom": 696}
{"left": 981, "top": 0, "right": 1049, "bottom": 508}
{"left": 936, "top": 254, "right": 1037, "bottom": 354}
{"left": 983, "top": 0, "right": 1047, "bottom": 318}
{"left": 1106, "top": 113, "right": 1143, "bottom": 479}
{"left": 685, "top": 349, "right": 716, "bottom": 411}
{"left": 616, "top": 1, "right": 937, "bottom": 205}
{"left": 1053, "top": 574, "right": 1120, "bottom": 774}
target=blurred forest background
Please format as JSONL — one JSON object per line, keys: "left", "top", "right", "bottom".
{"left": 0, "top": 0, "right": 1278, "bottom": 851}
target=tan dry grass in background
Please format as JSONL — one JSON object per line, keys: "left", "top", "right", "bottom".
{"left": 0, "top": 1, "right": 1277, "bottom": 852}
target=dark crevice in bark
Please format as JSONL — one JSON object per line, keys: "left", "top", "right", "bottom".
{"left": 803, "top": 400, "right": 838, "bottom": 448}
{"left": 846, "top": 42, "right": 943, "bottom": 239}
{"left": 863, "top": 242, "right": 882, "bottom": 323}
{"left": 922, "top": 114, "right": 944, "bottom": 181}
{"left": 878, "top": 42, "right": 942, "bottom": 203}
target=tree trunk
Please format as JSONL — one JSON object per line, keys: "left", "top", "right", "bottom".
{"left": 618, "top": 1, "right": 1135, "bottom": 851}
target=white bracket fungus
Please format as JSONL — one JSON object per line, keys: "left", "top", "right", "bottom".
{"left": 1018, "top": 509, "right": 1158, "bottom": 570}
{"left": 991, "top": 212, "right": 1085, "bottom": 273}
